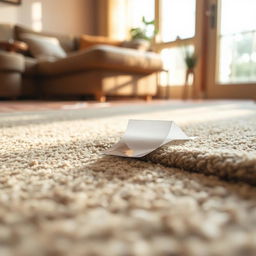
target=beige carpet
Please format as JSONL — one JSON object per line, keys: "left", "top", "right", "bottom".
{"left": 0, "top": 101, "right": 255, "bottom": 256}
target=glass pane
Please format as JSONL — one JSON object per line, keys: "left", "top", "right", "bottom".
{"left": 127, "top": 0, "right": 155, "bottom": 39}
{"left": 160, "top": 45, "right": 194, "bottom": 86}
{"left": 218, "top": 0, "right": 256, "bottom": 83}
{"left": 220, "top": 0, "right": 256, "bottom": 35}
{"left": 161, "top": 0, "right": 196, "bottom": 42}
{"left": 129, "top": 0, "right": 155, "bottom": 28}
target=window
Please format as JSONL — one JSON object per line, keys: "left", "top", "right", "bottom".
{"left": 218, "top": 0, "right": 256, "bottom": 83}
{"left": 158, "top": 0, "right": 197, "bottom": 86}
{"left": 31, "top": 2, "right": 42, "bottom": 31}
{"left": 111, "top": 0, "right": 197, "bottom": 87}
{"left": 160, "top": 46, "right": 195, "bottom": 86}
{"left": 160, "top": 0, "right": 196, "bottom": 42}
{"left": 111, "top": 0, "right": 155, "bottom": 40}
{"left": 128, "top": 0, "right": 155, "bottom": 28}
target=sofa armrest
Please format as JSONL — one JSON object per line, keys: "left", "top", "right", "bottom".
{"left": 37, "top": 45, "right": 163, "bottom": 76}
{"left": 0, "top": 51, "right": 25, "bottom": 72}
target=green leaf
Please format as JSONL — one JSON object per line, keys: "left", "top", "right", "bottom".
{"left": 129, "top": 17, "right": 157, "bottom": 41}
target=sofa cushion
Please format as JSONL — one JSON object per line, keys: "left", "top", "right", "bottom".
{"left": 0, "top": 51, "right": 24, "bottom": 72}
{"left": 20, "top": 33, "right": 67, "bottom": 59}
{"left": 79, "top": 35, "right": 150, "bottom": 52}
{"left": 79, "top": 35, "right": 122, "bottom": 51}
{"left": 37, "top": 45, "right": 163, "bottom": 76}
{"left": 0, "top": 24, "right": 14, "bottom": 41}
{"left": 14, "top": 25, "right": 78, "bottom": 53}
{"left": 23, "top": 57, "right": 38, "bottom": 76}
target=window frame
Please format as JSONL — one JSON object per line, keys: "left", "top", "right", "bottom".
{"left": 153, "top": 0, "right": 206, "bottom": 98}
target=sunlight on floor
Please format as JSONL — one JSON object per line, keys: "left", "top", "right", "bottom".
{"left": 148, "top": 103, "right": 255, "bottom": 125}
{"left": 0, "top": 101, "right": 254, "bottom": 128}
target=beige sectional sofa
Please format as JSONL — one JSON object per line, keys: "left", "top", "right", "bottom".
{"left": 0, "top": 50, "right": 24, "bottom": 98}
{"left": 0, "top": 24, "right": 163, "bottom": 101}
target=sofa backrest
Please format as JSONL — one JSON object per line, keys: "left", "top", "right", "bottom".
{"left": 14, "top": 25, "right": 78, "bottom": 53}
{"left": 0, "top": 23, "right": 15, "bottom": 41}
{"left": 0, "top": 23, "right": 79, "bottom": 52}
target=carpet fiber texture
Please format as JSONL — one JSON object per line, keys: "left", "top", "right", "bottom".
{"left": 0, "top": 101, "right": 255, "bottom": 256}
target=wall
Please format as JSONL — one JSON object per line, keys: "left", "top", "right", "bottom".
{"left": 0, "top": 0, "right": 96, "bottom": 35}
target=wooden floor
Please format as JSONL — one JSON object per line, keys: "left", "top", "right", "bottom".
{"left": 0, "top": 99, "right": 179, "bottom": 113}
{"left": 0, "top": 99, "right": 248, "bottom": 114}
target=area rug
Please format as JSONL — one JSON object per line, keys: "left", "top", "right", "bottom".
{"left": 0, "top": 101, "right": 255, "bottom": 256}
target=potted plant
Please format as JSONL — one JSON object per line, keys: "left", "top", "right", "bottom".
{"left": 128, "top": 17, "right": 157, "bottom": 51}
{"left": 184, "top": 49, "right": 197, "bottom": 72}
{"left": 183, "top": 48, "right": 198, "bottom": 99}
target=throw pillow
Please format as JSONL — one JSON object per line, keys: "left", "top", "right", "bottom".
{"left": 79, "top": 34, "right": 122, "bottom": 51}
{"left": 20, "top": 33, "right": 67, "bottom": 59}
